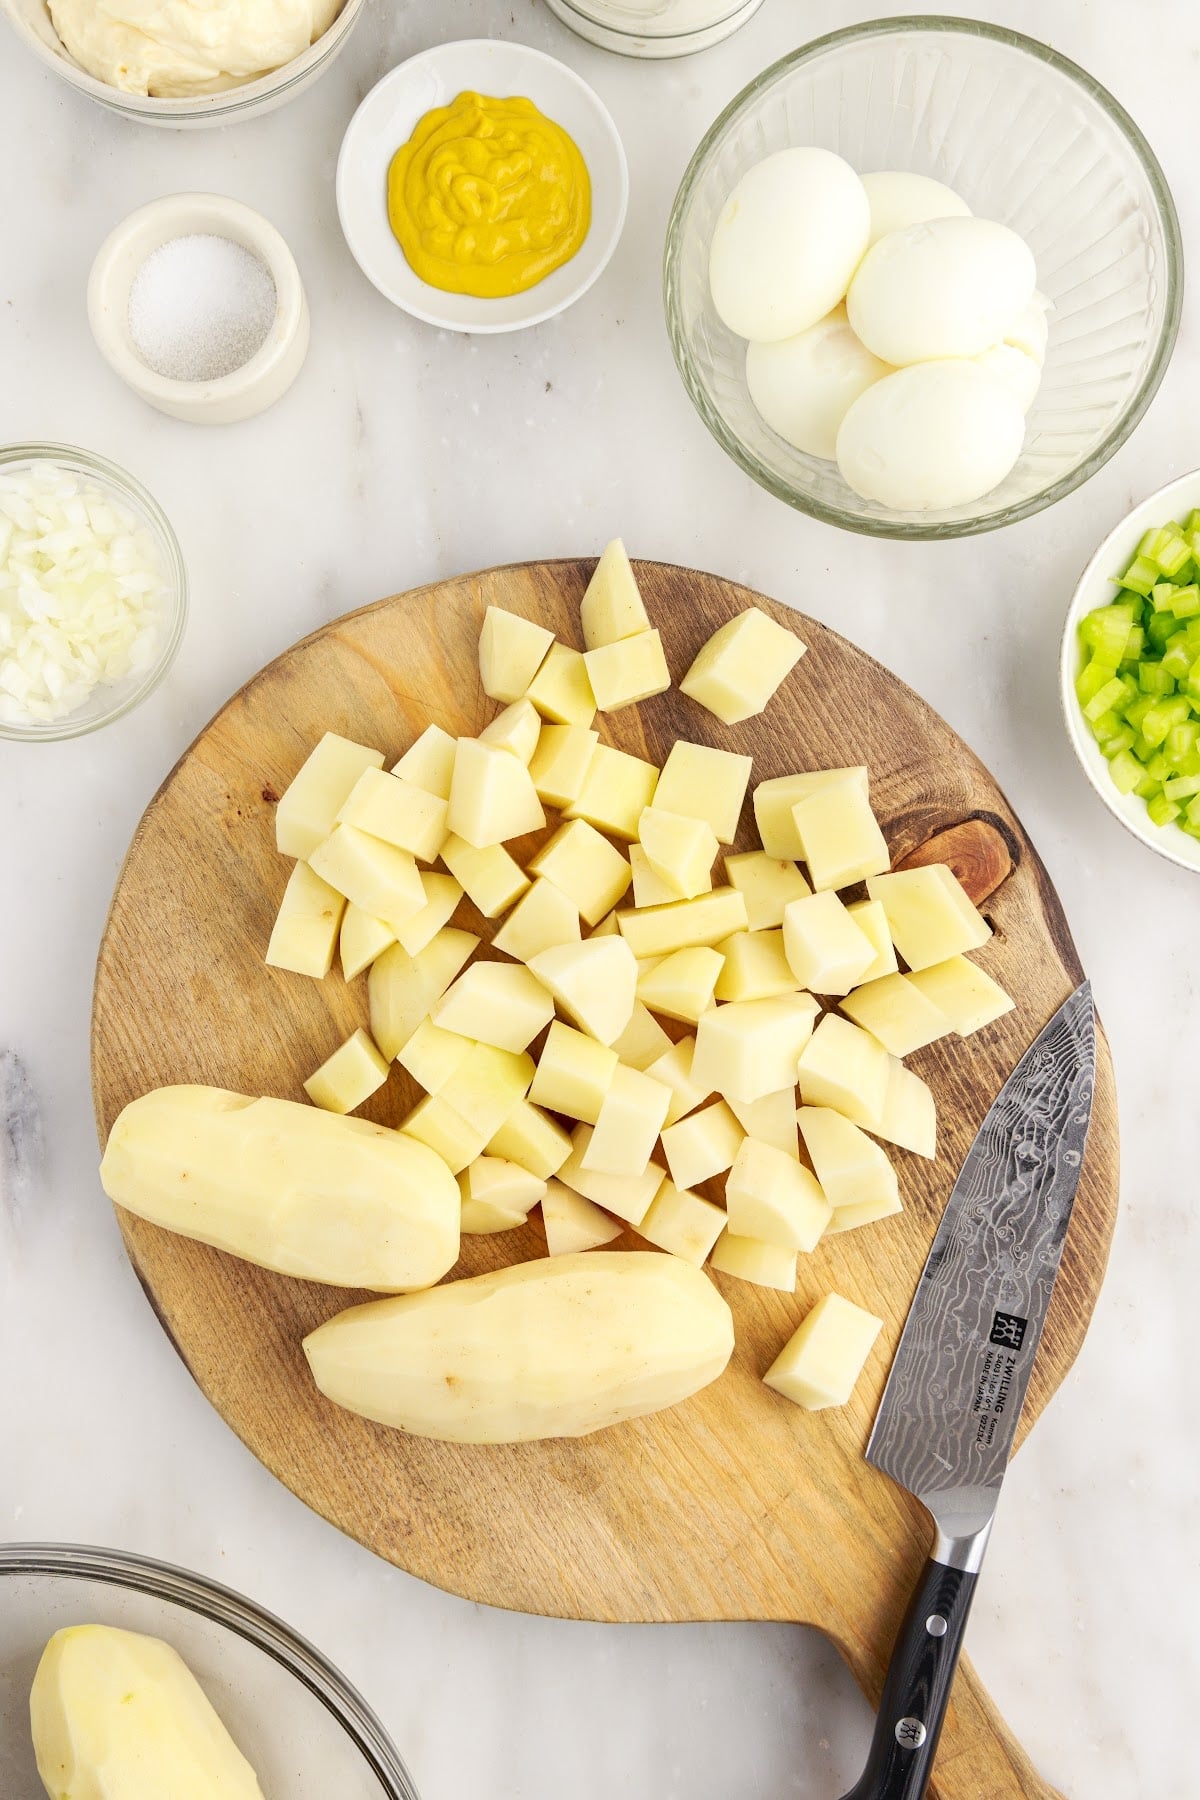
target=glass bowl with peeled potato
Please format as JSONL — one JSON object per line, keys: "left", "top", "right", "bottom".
{"left": 0, "top": 1545, "right": 418, "bottom": 1799}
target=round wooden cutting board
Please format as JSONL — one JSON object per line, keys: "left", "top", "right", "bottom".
{"left": 92, "top": 561, "right": 1117, "bottom": 1800}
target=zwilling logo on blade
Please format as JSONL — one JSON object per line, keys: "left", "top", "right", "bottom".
{"left": 989, "top": 1311, "right": 1028, "bottom": 1351}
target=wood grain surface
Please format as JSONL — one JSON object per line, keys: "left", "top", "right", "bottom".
{"left": 91, "top": 561, "right": 1118, "bottom": 1800}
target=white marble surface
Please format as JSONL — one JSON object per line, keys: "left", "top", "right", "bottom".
{"left": 1, "top": 1, "right": 1196, "bottom": 1794}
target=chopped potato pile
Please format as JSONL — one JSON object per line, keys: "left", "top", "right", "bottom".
{"left": 104, "top": 542, "right": 1015, "bottom": 1443}
{"left": 255, "top": 540, "right": 1014, "bottom": 1432}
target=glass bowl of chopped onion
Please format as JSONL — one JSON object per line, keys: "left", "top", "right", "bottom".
{"left": 0, "top": 445, "right": 187, "bottom": 742}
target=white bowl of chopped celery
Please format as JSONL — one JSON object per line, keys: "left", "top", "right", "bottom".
{"left": 1062, "top": 470, "right": 1200, "bottom": 873}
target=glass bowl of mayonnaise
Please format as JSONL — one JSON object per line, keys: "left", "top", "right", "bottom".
{"left": 0, "top": 1544, "right": 421, "bottom": 1798}
{"left": 0, "top": 0, "right": 364, "bottom": 127}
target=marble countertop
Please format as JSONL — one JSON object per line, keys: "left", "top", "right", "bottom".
{"left": 1, "top": 1, "right": 1195, "bottom": 1794}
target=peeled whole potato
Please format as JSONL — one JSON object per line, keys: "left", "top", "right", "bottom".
{"left": 30, "top": 1624, "right": 264, "bottom": 1800}
{"left": 99, "top": 1085, "right": 460, "bottom": 1292}
{"left": 304, "top": 1251, "right": 735, "bottom": 1442}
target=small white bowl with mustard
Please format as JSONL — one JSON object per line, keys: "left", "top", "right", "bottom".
{"left": 337, "top": 39, "right": 629, "bottom": 334}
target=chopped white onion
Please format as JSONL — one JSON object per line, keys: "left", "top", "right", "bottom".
{"left": 0, "top": 461, "right": 170, "bottom": 726}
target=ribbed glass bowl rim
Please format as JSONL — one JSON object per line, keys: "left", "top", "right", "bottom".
{"left": 0, "top": 1543, "right": 420, "bottom": 1798}
{"left": 0, "top": 442, "right": 188, "bottom": 742}
{"left": 663, "top": 14, "right": 1185, "bottom": 541}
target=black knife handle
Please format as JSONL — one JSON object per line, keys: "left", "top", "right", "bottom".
{"left": 839, "top": 1558, "right": 979, "bottom": 1800}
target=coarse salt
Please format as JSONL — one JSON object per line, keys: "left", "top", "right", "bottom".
{"left": 0, "top": 462, "right": 170, "bottom": 727}
{"left": 128, "top": 234, "right": 277, "bottom": 385}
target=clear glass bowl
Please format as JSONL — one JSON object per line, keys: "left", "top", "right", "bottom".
{"left": 664, "top": 16, "right": 1183, "bottom": 539}
{"left": 0, "top": 1545, "right": 420, "bottom": 1798}
{"left": 541, "top": 0, "right": 764, "bottom": 59}
{"left": 0, "top": 445, "right": 187, "bottom": 743}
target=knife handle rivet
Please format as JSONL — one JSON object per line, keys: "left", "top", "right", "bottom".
{"left": 925, "top": 1614, "right": 948, "bottom": 1637}
{"left": 895, "top": 1718, "right": 927, "bottom": 1749}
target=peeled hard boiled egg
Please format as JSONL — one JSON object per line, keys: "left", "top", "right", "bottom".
{"left": 745, "top": 305, "right": 892, "bottom": 460}
{"left": 836, "top": 360, "right": 1026, "bottom": 511}
{"left": 861, "top": 171, "right": 971, "bottom": 247}
{"left": 974, "top": 342, "right": 1041, "bottom": 413}
{"left": 1004, "top": 291, "right": 1051, "bottom": 365}
{"left": 847, "top": 216, "right": 1037, "bottom": 365}
{"left": 709, "top": 148, "right": 871, "bottom": 343}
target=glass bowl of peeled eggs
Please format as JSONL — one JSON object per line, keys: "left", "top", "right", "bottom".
{"left": 0, "top": 1544, "right": 420, "bottom": 1797}
{"left": 664, "top": 16, "right": 1183, "bottom": 539}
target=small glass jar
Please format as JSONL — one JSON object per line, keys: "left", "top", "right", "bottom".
{"left": 542, "top": 0, "right": 765, "bottom": 59}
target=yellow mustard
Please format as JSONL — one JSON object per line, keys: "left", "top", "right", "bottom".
{"left": 387, "top": 91, "right": 592, "bottom": 299}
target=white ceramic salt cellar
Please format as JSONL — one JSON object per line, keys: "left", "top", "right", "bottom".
{"left": 88, "top": 193, "right": 309, "bottom": 423}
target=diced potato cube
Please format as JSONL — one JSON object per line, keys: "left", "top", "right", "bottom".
{"left": 396, "top": 870, "right": 464, "bottom": 956}
{"left": 680, "top": 607, "right": 806, "bottom": 724}
{"left": 764, "top": 1293, "right": 883, "bottom": 1410}
{"left": 439, "top": 835, "right": 530, "bottom": 919}
{"left": 906, "top": 956, "right": 1015, "bottom": 1035}
{"left": 754, "top": 768, "right": 869, "bottom": 861}
{"left": 525, "top": 642, "right": 597, "bottom": 726}
{"left": 638, "top": 1179, "right": 726, "bottom": 1266}
{"left": 715, "top": 929, "right": 799, "bottom": 1002}
{"left": 637, "top": 946, "right": 723, "bottom": 1024}
{"left": 275, "top": 732, "right": 384, "bottom": 859}
{"left": 638, "top": 807, "right": 718, "bottom": 901}
{"left": 866, "top": 866, "right": 991, "bottom": 971}
{"left": 782, "top": 891, "right": 876, "bottom": 996}
{"left": 528, "top": 938, "right": 638, "bottom": 1046}
{"left": 309, "top": 825, "right": 425, "bottom": 930}
{"left": 791, "top": 777, "right": 890, "bottom": 892}
{"left": 845, "top": 899, "right": 898, "bottom": 982}
{"left": 397, "top": 1017, "right": 472, "bottom": 1093}
{"left": 486, "top": 1098, "right": 572, "bottom": 1179}
{"left": 617, "top": 887, "right": 748, "bottom": 959}
{"left": 368, "top": 928, "right": 478, "bottom": 1060}
{"left": 304, "top": 1027, "right": 390, "bottom": 1115}
{"left": 691, "top": 993, "right": 820, "bottom": 1103}
{"left": 432, "top": 962, "right": 554, "bottom": 1052}
{"left": 479, "top": 606, "right": 554, "bottom": 703}
{"left": 796, "top": 1014, "right": 889, "bottom": 1131}
{"left": 582, "top": 1064, "right": 672, "bottom": 1178}
{"left": 447, "top": 739, "right": 545, "bottom": 849}
{"left": 479, "top": 698, "right": 542, "bottom": 763}
{"left": 400, "top": 1094, "right": 489, "bottom": 1173}
{"left": 265, "top": 861, "right": 346, "bottom": 979}
{"left": 797, "top": 1105, "right": 900, "bottom": 1228}
{"left": 661, "top": 1099, "right": 744, "bottom": 1191}
{"left": 541, "top": 1178, "right": 623, "bottom": 1254}
{"left": 459, "top": 1157, "right": 545, "bottom": 1234}
{"left": 530, "top": 820, "right": 632, "bottom": 925}
{"left": 645, "top": 1035, "right": 711, "bottom": 1127}
{"left": 873, "top": 1058, "right": 936, "bottom": 1160}
{"left": 584, "top": 629, "right": 671, "bottom": 712}
{"left": 338, "top": 768, "right": 448, "bottom": 862}
{"left": 566, "top": 743, "right": 659, "bottom": 840}
{"left": 726, "top": 1088, "right": 799, "bottom": 1157}
{"left": 724, "top": 851, "right": 811, "bottom": 929}
{"left": 392, "top": 723, "right": 457, "bottom": 799}
{"left": 557, "top": 1125, "right": 665, "bottom": 1225}
{"left": 653, "top": 742, "right": 753, "bottom": 844}
{"left": 610, "top": 1001, "right": 673, "bottom": 1072}
{"left": 439, "top": 1042, "right": 534, "bottom": 1138}
{"left": 493, "top": 878, "right": 581, "bottom": 963}
{"left": 580, "top": 538, "right": 650, "bottom": 649}
{"left": 725, "top": 1138, "right": 831, "bottom": 1251}
{"left": 590, "top": 911, "right": 619, "bottom": 937}
{"left": 528, "top": 1020, "right": 618, "bottom": 1124}
{"left": 839, "top": 972, "right": 952, "bottom": 1056}
{"left": 528, "top": 722, "right": 598, "bottom": 807}
{"left": 340, "top": 903, "right": 396, "bottom": 981}
{"left": 630, "top": 843, "right": 680, "bottom": 909}
{"left": 710, "top": 1231, "right": 796, "bottom": 1292}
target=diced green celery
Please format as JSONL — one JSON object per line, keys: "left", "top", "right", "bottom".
{"left": 1121, "top": 626, "right": 1147, "bottom": 664}
{"left": 1184, "top": 509, "right": 1200, "bottom": 534}
{"left": 1083, "top": 677, "right": 1128, "bottom": 722}
{"left": 1101, "top": 726, "right": 1136, "bottom": 756}
{"left": 1120, "top": 556, "right": 1161, "bottom": 597}
{"left": 1108, "top": 750, "right": 1144, "bottom": 794}
{"left": 1125, "top": 695, "right": 1157, "bottom": 731}
{"left": 1156, "top": 535, "right": 1192, "bottom": 577}
{"left": 1088, "top": 708, "right": 1123, "bottom": 742}
{"left": 1188, "top": 793, "right": 1200, "bottom": 827}
{"left": 1131, "top": 733, "right": 1156, "bottom": 763}
{"left": 1171, "top": 584, "right": 1200, "bottom": 619}
{"left": 1134, "top": 772, "right": 1161, "bottom": 800}
{"left": 1162, "top": 641, "right": 1194, "bottom": 681}
{"left": 1151, "top": 582, "right": 1178, "bottom": 612}
{"left": 1142, "top": 697, "right": 1192, "bottom": 748}
{"left": 1147, "top": 612, "right": 1178, "bottom": 650}
{"left": 1166, "top": 721, "right": 1200, "bottom": 763}
{"left": 1146, "top": 751, "right": 1172, "bottom": 783}
{"left": 1147, "top": 794, "right": 1181, "bottom": 827}
{"left": 1138, "top": 527, "right": 1173, "bottom": 562}
{"left": 1076, "top": 658, "right": 1117, "bottom": 705}
{"left": 1138, "top": 662, "right": 1176, "bottom": 696}
{"left": 1163, "top": 773, "right": 1200, "bottom": 801}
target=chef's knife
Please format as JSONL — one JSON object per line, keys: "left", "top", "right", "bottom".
{"left": 839, "top": 980, "right": 1095, "bottom": 1800}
